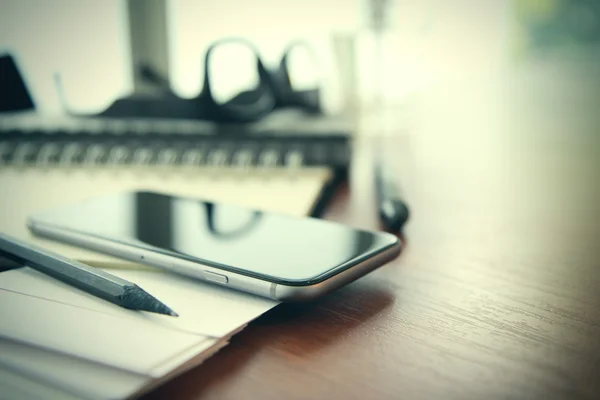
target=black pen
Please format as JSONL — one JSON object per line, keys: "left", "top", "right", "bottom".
{"left": 375, "top": 160, "right": 410, "bottom": 232}
{"left": 0, "top": 233, "right": 178, "bottom": 316}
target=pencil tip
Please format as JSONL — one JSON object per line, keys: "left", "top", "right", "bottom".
{"left": 153, "top": 304, "right": 179, "bottom": 317}
{"left": 122, "top": 285, "right": 179, "bottom": 317}
{"left": 148, "top": 300, "right": 179, "bottom": 317}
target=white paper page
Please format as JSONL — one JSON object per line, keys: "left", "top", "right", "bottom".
{"left": 0, "top": 166, "right": 331, "bottom": 265}
{"left": 0, "top": 339, "right": 148, "bottom": 400}
{"left": 0, "top": 289, "right": 215, "bottom": 377}
{"left": 0, "top": 364, "right": 85, "bottom": 400}
{"left": 111, "top": 268, "right": 279, "bottom": 338}
{"left": 0, "top": 267, "right": 278, "bottom": 338}
{"left": 128, "top": 335, "right": 233, "bottom": 400}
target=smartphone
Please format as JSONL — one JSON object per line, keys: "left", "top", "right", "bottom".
{"left": 28, "top": 191, "right": 401, "bottom": 301}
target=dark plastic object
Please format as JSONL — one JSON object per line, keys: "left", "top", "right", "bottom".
{"left": 57, "top": 38, "right": 322, "bottom": 123}
{"left": 0, "top": 54, "right": 36, "bottom": 113}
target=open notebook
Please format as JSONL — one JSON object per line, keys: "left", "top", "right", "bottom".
{"left": 0, "top": 266, "right": 277, "bottom": 400}
{"left": 0, "top": 164, "right": 333, "bottom": 400}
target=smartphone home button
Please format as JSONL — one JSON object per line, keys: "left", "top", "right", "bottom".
{"left": 204, "top": 271, "right": 229, "bottom": 284}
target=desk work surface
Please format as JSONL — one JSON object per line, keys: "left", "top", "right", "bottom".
{"left": 142, "top": 57, "right": 600, "bottom": 400}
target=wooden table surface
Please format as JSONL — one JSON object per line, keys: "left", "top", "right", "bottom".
{"left": 143, "top": 55, "right": 600, "bottom": 400}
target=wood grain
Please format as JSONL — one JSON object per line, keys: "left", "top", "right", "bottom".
{"left": 142, "top": 56, "right": 600, "bottom": 400}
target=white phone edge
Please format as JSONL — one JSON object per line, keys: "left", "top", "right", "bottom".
{"left": 27, "top": 219, "right": 401, "bottom": 302}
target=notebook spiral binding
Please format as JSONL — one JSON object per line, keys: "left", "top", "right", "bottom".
{"left": 0, "top": 114, "right": 351, "bottom": 171}
{"left": 0, "top": 140, "right": 307, "bottom": 169}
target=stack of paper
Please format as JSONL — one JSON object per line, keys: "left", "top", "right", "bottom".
{"left": 0, "top": 165, "right": 333, "bottom": 399}
{"left": 0, "top": 267, "right": 276, "bottom": 400}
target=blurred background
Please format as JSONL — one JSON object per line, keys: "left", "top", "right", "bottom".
{"left": 3, "top": 0, "right": 597, "bottom": 118}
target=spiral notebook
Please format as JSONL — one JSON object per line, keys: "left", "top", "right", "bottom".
{"left": 0, "top": 53, "right": 354, "bottom": 400}
{"left": 0, "top": 112, "right": 351, "bottom": 399}
{"left": 0, "top": 110, "right": 352, "bottom": 169}
{"left": 0, "top": 110, "right": 351, "bottom": 266}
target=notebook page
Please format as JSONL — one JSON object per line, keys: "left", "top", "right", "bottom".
{"left": 0, "top": 268, "right": 273, "bottom": 400}
{"left": 0, "top": 267, "right": 277, "bottom": 338}
{"left": 0, "top": 289, "right": 214, "bottom": 377}
{"left": 0, "top": 364, "right": 85, "bottom": 400}
{"left": 0, "top": 166, "right": 332, "bottom": 265}
{"left": 0, "top": 339, "right": 148, "bottom": 400}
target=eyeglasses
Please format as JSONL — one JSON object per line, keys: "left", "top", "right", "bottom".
{"left": 57, "top": 38, "right": 322, "bottom": 123}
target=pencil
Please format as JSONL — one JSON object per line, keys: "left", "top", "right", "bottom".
{"left": 0, "top": 233, "right": 178, "bottom": 317}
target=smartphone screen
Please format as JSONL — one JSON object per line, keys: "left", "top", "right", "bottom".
{"left": 30, "top": 191, "right": 398, "bottom": 285}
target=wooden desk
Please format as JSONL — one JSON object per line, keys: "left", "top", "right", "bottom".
{"left": 143, "top": 56, "right": 600, "bottom": 400}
